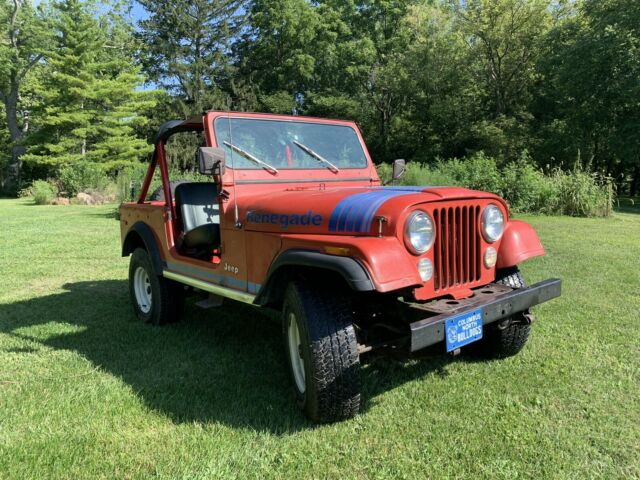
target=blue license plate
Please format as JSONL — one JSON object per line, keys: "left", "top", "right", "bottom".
{"left": 445, "top": 308, "right": 483, "bottom": 352}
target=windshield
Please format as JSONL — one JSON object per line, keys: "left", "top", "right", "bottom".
{"left": 213, "top": 117, "right": 368, "bottom": 170}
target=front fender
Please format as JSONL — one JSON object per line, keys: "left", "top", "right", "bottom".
{"left": 496, "top": 220, "right": 545, "bottom": 269}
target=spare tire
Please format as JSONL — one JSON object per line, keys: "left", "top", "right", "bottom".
{"left": 149, "top": 180, "right": 188, "bottom": 202}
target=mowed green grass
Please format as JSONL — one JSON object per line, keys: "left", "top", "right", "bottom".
{"left": 0, "top": 198, "right": 638, "bottom": 480}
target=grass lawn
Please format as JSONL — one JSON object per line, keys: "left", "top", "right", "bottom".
{"left": 0, "top": 198, "right": 638, "bottom": 479}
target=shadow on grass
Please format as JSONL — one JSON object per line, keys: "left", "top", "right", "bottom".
{"left": 0, "top": 280, "right": 464, "bottom": 433}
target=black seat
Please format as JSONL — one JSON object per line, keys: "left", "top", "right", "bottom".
{"left": 174, "top": 182, "right": 220, "bottom": 250}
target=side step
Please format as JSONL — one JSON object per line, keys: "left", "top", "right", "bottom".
{"left": 163, "top": 270, "right": 256, "bottom": 304}
{"left": 195, "top": 294, "right": 224, "bottom": 309}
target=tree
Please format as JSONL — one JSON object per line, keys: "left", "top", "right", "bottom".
{"left": 536, "top": 0, "right": 640, "bottom": 193}
{"left": 23, "top": 0, "right": 155, "bottom": 172}
{"left": 0, "top": 0, "right": 50, "bottom": 194}
{"left": 401, "top": 3, "right": 484, "bottom": 160}
{"left": 136, "top": 0, "right": 244, "bottom": 117}
{"left": 454, "top": 0, "right": 553, "bottom": 117}
{"left": 434, "top": 0, "right": 555, "bottom": 161}
{"left": 236, "top": 0, "right": 323, "bottom": 113}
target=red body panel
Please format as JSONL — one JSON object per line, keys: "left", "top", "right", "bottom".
{"left": 496, "top": 220, "right": 545, "bottom": 269}
{"left": 120, "top": 111, "right": 546, "bottom": 302}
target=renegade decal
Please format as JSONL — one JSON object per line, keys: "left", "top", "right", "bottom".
{"left": 328, "top": 187, "right": 427, "bottom": 233}
{"left": 246, "top": 210, "right": 322, "bottom": 229}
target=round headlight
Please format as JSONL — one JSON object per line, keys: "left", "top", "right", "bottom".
{"left": 404, "top": 210, "right": 435, "bottom": 254}
{"left": 481, "top": 205, "right": 504, "bottom": 242}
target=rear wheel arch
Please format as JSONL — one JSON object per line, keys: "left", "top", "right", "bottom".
{"left": 122, "top": 222, "right": 164, "bottom": 275}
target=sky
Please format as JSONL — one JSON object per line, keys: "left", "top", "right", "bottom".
{"left": 128, "top": 2, "right": 148, "bottom": 24}
{"left": 32, "top": 1, "right": 149, "bottom": 26}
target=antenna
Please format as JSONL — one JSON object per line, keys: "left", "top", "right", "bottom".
{"left": 226, "top": 111, "right": 241, "bottom": 228}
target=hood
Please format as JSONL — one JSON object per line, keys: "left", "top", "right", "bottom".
{"left": 240, "top": 186, "right": 505, "bottom": 235}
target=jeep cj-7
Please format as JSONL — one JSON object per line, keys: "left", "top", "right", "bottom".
{"left": 120, "top": 111, "right": 561, "bottom": 422}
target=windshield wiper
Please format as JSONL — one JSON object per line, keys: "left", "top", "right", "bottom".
{"left": 223, "top": 141, "right": 279, "bottom": 174}
{"left": 293, "top": 141, "right": 340, "bottom": 173}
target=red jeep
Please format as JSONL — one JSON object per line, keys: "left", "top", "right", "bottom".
{"left": 120, "top": 111, "right": 561, "bottom": 422}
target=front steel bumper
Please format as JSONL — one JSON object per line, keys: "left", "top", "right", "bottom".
{"left": 407, "top": 278, "right": 562, "bottom": 352}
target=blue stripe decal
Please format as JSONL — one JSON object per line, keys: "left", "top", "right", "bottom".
{"left": 328, "top": 187, "right": 429, "bottom": 233}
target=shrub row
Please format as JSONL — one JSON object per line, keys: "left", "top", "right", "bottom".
{"left": 22, "top": 153, "right": 614, "bottom": 217}
{"left": 378, "top": 152, "right": 614, "bottom": 217}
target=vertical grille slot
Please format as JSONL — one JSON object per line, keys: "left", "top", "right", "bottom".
{"left": 433, "top": 205, "right": 481, "bottom": 291}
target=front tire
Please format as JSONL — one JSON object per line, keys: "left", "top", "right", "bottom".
{"left": 469, "top": 267, "right": 532, "bottom": 358}
{"left": 128, "top": 248, "right": 184, "bottom": 325}
{"left": 282, "top": 281, "right": 361, "bottom": 422}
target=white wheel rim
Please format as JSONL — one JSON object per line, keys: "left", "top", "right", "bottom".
{"left": 287, "top": 312, "right": 306, "bottom": 394}
{"left": 133, "top": 266, "right": 152, "bottom": 314}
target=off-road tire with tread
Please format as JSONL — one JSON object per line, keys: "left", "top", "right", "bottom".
{"left": 468, "top": 266, "right": 532, "bottom": 358}
{"left": 282, "top": 281, "right": 361, "bottom": 423}
{"left": 128, "top": 248, "right": 184, "bottom": 325}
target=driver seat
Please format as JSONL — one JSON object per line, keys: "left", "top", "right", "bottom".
{"left": 174, "top": 182, "right": 220, "bottom": 251}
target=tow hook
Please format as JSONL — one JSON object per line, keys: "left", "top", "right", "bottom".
{"left": 523, "top": 311, "right": 535, "bottom": 324}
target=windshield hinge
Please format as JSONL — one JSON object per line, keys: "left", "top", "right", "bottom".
{"left": 376, "top": 216, "right": 387, "bottom": 237}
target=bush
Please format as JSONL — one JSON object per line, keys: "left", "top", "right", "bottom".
{"left": 501, "top": 154, "right": 556, "bottom": 213}
{"left": 59, "top": 163, "right": 110, "bottom": 196}
{"left": 115, "top": 163, "right": 149, "bottom": 203}
{"left": 435, "top": 153, "right": 503, "bottom": 194}
{"left": 30, "top": 180, "right": 58, "bottom": 205}
{"left": 378, "top": 152, "right": 614, "bottom": 217}
{"left": 548, "top": 168, "right": 614, "bottom": 217}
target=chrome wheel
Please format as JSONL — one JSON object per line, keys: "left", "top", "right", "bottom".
{"left": 133, "top": 266, "right": 152, "bottom": 314}
{"left": 287, "top": 312, "right": 306, "bottom": 393}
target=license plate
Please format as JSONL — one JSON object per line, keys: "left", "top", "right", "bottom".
{"left": 445, "top": 308, "right": 483, "bottom": 352}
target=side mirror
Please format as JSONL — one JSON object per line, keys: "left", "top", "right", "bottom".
{"left": 384, "top": 159, "right": 406, "bottom": 185}
{"left": 198, "top": 147, "right": 225, "bottom": 176}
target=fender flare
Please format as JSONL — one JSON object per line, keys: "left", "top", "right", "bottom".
{"left": 255, "top": 249, "right": 375, "bottom": 306}
{"left": 496, "top": 219, "right": 545, "bottom": 269}
{"left": 122, "top": 222, "right": 165, "bottom": 275}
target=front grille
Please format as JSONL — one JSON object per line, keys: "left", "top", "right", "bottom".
{"left": 433, "top": 205, "right": 481, "bottom": 291}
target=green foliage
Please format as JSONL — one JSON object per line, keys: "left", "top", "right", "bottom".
{"left": 136, "top": 0, "right": 244, "bottom": 116}
{"left": 21, "top": 0, "right": 154, "bottom": 172}
{"left": 0, "top": 1, "right": 52, "bottom": 194}
{"left": 58, "top": 163, "right": 109, "bottom": 196}
{"left": 380, "top": 154, "right": 614, "bottom": 217}
{"left": 30, "top": 179, "right": 57, "bottom": 205}
{"left": 534, "top": 0, "right": 640, "bottom": 189}
{"left": 435, "top": 153, "right": 504, "bottom": 194}
{"left": 547, "top": 168, "right": 614, "bottom": 217}
{"left": 115, "top": 163, "right": 149, "bottom": 203}
{"left": 1, "top": 0, "right": 638, "bottom": 203}
{"left": 501, "top": 157, "right": 555, "bottom": 213}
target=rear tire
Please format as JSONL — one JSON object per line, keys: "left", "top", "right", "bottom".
{"left": 282, "top": 281, "right": 361, "bottom": 423}
{"left": 468, "top": 267, "right": 532, "bottom": 358}
{"left": 129, "top": 248, "right": 184, "bottom": 325}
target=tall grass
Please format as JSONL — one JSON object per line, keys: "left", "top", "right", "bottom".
{"left": 378, "top": 153, "right": 614, "bottom": 217}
